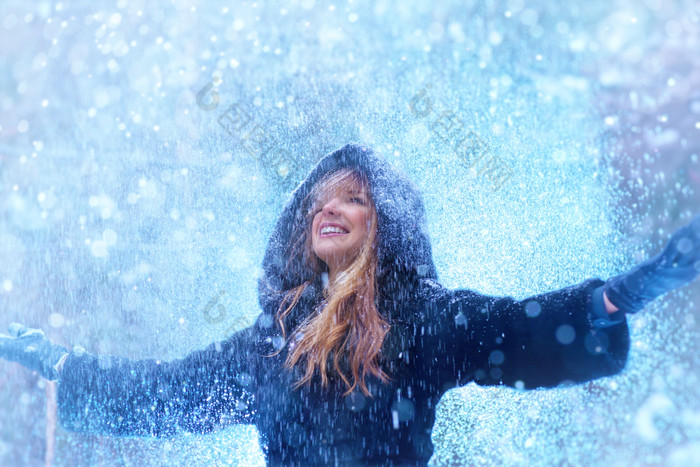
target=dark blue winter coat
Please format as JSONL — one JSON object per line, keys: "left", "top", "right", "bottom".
{"left": 57, "top": 143, "right": 630, "bottom": 466}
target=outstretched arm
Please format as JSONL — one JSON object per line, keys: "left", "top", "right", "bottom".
{"left": 1, "top": 323, "right": 258, "bottom": 437}
{"left": 57, "top": 326, "right": 258, "bottom": 437}
{"left": 416, "top": 214, "right": 700, "bottom": 392}
{"left": 415, "top": 276, "right": 630, "bottom": 391}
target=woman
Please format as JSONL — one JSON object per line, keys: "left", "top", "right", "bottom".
{"left": 2, "top": 143, "right": 699, "bottom": 466}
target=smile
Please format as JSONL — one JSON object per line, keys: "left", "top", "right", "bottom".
{"left": 320, "top": 225, "right": 349, "bottom": 237}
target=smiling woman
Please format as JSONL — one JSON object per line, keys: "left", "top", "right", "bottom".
{"left": 275, "top": 168, "right": 388, "bottom": 398}
{"left": 1, "top": 144, "right": 698, "bottom": 466}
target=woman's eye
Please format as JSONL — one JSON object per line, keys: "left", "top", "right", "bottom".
{"left": 350, "top": 197, "right": 365, "bottom": 205}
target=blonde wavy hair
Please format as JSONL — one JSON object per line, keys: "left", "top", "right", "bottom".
{"left": 274, "top": 168, "right": 390, "bottom": 397}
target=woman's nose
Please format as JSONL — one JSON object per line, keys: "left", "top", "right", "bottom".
{"left": 322, "top": 198, "right": 341, "bottom": 215}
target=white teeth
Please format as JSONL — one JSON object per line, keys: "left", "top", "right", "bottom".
{"left": 321, "top": 226, "right": 348, "bottom": 235}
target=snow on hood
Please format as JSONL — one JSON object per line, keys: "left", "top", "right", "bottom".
{"left": 257, "top": 142, "right": 439, "bottom": 316}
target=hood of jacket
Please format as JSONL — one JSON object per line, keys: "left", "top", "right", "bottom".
{"left": 257, "top": 142, "right": 439, "bottom": 321}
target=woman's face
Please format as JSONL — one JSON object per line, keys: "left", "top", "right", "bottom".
{"left": 311, "top": 179, "right": 373, "bottom": 274}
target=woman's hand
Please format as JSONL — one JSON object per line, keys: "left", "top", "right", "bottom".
{"left": 0, "top": 323, "right": 69, "bottom": 381}
{"left": 603, "top": 213, "right": 700, "bottom": 315}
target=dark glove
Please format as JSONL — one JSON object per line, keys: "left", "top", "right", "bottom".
{"left": 602, "top": 213, "right": 700, "bottom": 316}
{"left": 0, "top": 323, "right": 69, "bottom": 381}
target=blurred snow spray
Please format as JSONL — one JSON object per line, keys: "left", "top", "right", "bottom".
{"left": 1, "top": 0, "right": 699, "bottom": 465}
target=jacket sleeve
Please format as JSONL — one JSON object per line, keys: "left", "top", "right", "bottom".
{"left": 57, "top": 325, "right": 258, "bottom": 437}
{"left": 416, "top": 277, "right": 630, "bottom": 390}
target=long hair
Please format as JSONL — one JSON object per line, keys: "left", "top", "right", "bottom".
{"left": 273, "top": 168, "right": 390, "bottom": 397}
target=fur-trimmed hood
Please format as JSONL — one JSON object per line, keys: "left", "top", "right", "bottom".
{"left": 256, "top": 142, "right": 439, "bottom": 318}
